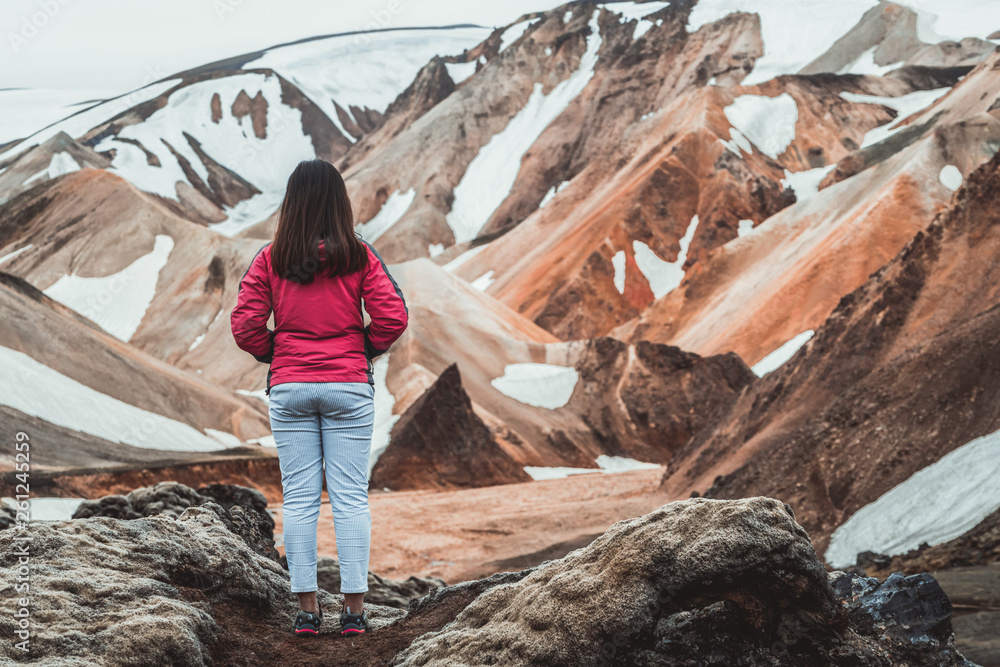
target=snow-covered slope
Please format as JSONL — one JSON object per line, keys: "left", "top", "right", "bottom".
{"left": 0, "top": 346, "right": 231, "bottom": 453}
{"left": 690, "top": 0, "right": 1000, "bottom": 85}
{"left": 0, "top": 79, "right": 183, "bottom": 165}
{"left": 1, "top": 26, "right": 489, "bottom": 235}
{"left": 0, "top": 88, "right": 118, "bottom": 145}
{"left": 245, "top": 28, "right": 489, "bottom": 142}
{"left": 445, "top": 10, "right": 602, "bottom": 243}
{"left": 826, "top": 427, "right": 1000, "bottom": 567}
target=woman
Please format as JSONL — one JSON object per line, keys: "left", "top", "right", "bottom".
{"left": 231, "top": 158, "right": 408, "bottom": 636}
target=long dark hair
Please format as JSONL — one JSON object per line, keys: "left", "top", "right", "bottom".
{"left": 271, "top": 159, "right": 368, "bottom": 284}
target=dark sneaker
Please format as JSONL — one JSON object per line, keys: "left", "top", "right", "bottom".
{"left": 293, "top": 603, "right": 323, "bottom": 635}
{"left": 339, "top": 606, "right": 369, "bottom": 635}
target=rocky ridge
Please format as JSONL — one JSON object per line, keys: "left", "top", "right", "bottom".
{"left": 0, "top": 496, "right": 976, "bottom": 666}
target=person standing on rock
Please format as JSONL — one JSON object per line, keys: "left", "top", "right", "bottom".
{"left": 231, "top": 158, "right": 408, "bottom": 636}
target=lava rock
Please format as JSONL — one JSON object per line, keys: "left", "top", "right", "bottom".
{"left": 200, "top": 501, "right": 281, "bottom": 564}
{"left": 0, "top": 506, "right": 405, "bottom": 666}
{"left": 316, "top": 556, "right": 446, "bottom": 609}
{"left": 0, "top": 503, "right": 16, "bottom": 530}
{"left": 831, "top": 570, "right": 956, "bottom": 644}
{"left": 72, "top": 482, "right": 278, "bottom": 562}
{"left": 392, "top": 497, "right": 975, "bottom": 667}
{"left": 195, "top": 483, "right": 268, "bottom": 514}
{"left": 72, "top": 494, "right": 142, "bottom": 520}
{"left": 126, "top": 481, "right": 213, "bottom": 517}
{"left": 0, "top": 496, "right": 977, "bottom": 666}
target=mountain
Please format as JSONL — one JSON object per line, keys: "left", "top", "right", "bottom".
{"left": 0, "top": 267, "right": 269, "bottom": 471}
{"left": 663, "top": 146, "right": 1000, "bottom": 563}
{"left": 2, "top": 1, "right": 1000, "bottom": 659}
{"left": 0, "top": 27, "right": 489, "bottom": 234}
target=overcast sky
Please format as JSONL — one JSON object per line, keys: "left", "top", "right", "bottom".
{"left": 3, "top": 0, "right": 565, "bottom": 91}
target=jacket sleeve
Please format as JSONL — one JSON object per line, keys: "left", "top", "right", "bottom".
{"left": 231, "top": 245, "right": 275, "bottom": 364}
{"left": 361, "top": 242, "right": 408, "bottom": 358}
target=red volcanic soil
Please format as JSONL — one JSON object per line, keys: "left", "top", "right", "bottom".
{"left": 284, "top": 466, "right": 671, "bottom": 584}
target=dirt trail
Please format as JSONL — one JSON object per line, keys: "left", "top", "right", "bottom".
{"left": 282, "top": 467, "right": 673, "bottom": 584}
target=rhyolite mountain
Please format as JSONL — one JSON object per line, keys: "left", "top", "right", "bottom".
{"left": 1, "top": 0, "right": 999, "bottom": 663}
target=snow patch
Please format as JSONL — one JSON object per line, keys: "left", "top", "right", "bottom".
{"left": 524, "top": 454, "right": 660, "bottom": 480}
{"left": 470, "top": 270, "right": 496, "bottom": 291}
{"left": 499, "top": 19, "right": 539, "bottom": 53}
{"left": 939, "top": 165, "right": 963, "bottom": 192}
{"left": 48, "top": 151, "right": 82, "bottom": 179}
{"left": 188, "top": 333, "right": 207, "bottom": 352}
{"left": 204, "top": 429, "right": 243, "bottom": 448}
{"left": 95, "top": 73, "right": 314, "bottom": 224}
{"left": 369, "top": 355, "right": 399, "bottom": 476}
{"left": 633, "top": 19, "right": 662, "bottom": 40}
{"left": 188, "top": 309, "right": 223, "bottom": 352}
{"left": 724, "top": 94, "right": 799, "bottom": 160}
{"left": 838, "top": 46, "right": 902, "bottom": 76}
{"left": 446, "top": 10, "right": 602, "bottom": 244}
{"left": 687, "top": 0, "right": 881, "bottom": 85}
{"left": 1, "top": 497, "right": 83, "bottom": 522}
{"left": 249, "top": 435, "right": 276, "bottom": 448}
{"left": 612, "top": 250, "right": 626, "bottom": 294}
{"left": 595, "top": 455, "right": 662, "bottom": 473}
{"left": 246, "top": 28, "right": 489, "bottom": 143}
{"left": 44, "top": 235, "right": 174, "bottom": 341}
{"left": 524, "top": 465, "right": 600, "bottom": 480}
{"left": 826, "top": 426, "right": 1000, "bottom": 568}
{"left": 443, "top": 244, "right": 490, "bottom": 272}
{"left": 445, "top": 60, "right": 479, "bottom": 85}
{"left": 0, "top": 346, "right": 230, "bottom": 452}
{"left": 22, "top": 167, "right": 49, "bottom": 186}
{"left": 428, "top": 243, "right": 445, "bottom": 259}
{"left": 237, "top": 389, "right": 269, "bottom": 404}
{"left": 0, "top": 244, "right": 33, "bottom": 266}
{"left": 539, "top": 180, "right": 570, "bottom": 207}
{"left": 752, "top": 330, "right": 814, "bottom": 377}
{"left": 599, "top": 1, "right": 670, "bottom": 40}
{"left": 781, "top": 164, "right": 837, "bottom": 202}
{"left": 737, "top": 219, "right": 755, "bottom": 237}
{"left": 491, "top": 363, "right": 579, "bottom": 409}
{"left": 840, "top": 88, "right": 951, "bottom": 148}
{"left": 211, "top": 191, "right": 285, "bottom": 238}
{"left": 633, "top": 215, "right": 699, "bottom": 299}
{"left": 893, "top": 0, "right": 1000, "bottom": 43}
{"left": 721, "top": 128, "right": 753, "bottom": 157}
{"left": 357, "top": 188, "right": 416, "bottom": 243}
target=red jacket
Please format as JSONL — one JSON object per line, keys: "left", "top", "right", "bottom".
{"left": 231, "top": 241, "right": 408, "bottom": 390}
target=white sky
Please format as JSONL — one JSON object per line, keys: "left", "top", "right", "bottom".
{"left": 2, "top": 0, "right": 567, "bottom": 91}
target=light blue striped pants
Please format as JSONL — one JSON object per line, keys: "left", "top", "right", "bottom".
{"left": 268, "top": 381, "right": 374, "bottom": 594}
